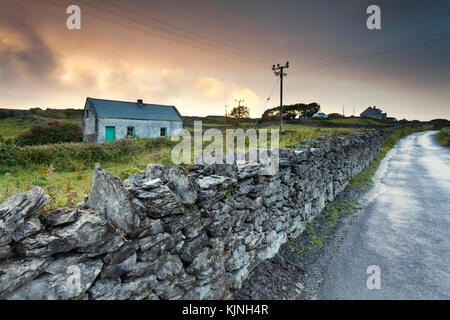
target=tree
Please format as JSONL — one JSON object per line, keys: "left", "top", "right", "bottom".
{"left": 229, "top": 105, "right": 250, "bottom": 119}
{"left": 260, "top": 102, "right": 321, "bottom": 122}
{"left": 300, "top": 103, "right": 320, "bottom": 117}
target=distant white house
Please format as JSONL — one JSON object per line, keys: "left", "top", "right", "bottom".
{"left": 82, "top": 97, "right": 183, "bottom": 143}
{"left": 312, "top": 112, "right": 328, "bottom": 119}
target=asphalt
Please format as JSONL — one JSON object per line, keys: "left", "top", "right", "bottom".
{"left": 318, "top": 131, "right": 450, "bottom": 300}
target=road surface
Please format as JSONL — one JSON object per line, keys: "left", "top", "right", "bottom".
{"left": 318, "top": 131, "right": 450, "bottom": 299}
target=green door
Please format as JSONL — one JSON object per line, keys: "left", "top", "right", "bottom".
{"left": 105, "top": 126, "right": 116, "bottom": 142}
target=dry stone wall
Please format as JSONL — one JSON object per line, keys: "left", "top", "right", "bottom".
{"left": 0, "top": 130, "right": 388, "bottom": 300}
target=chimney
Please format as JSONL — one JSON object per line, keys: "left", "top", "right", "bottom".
{"left": 137, "top": 99, "right": 143, "bottom": 104}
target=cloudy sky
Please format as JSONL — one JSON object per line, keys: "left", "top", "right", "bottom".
{"left": 0, "top": 0, "right": 449, "bottom": 120}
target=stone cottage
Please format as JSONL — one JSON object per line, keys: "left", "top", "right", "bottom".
{"left": 82, "top": 97, "right": 183, "bottom": 143}
{"left": 360, "top": 106, "right": 387, "bottom": 121}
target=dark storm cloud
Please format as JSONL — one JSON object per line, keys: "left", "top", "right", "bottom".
{"left": 0, "top": 0, "right": 447, "bottom": 119}
{"left": 0, "top": 0, "right": 59, "bottom": 83}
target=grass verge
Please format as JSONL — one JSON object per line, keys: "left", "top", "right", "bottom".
{"left": 436, "top": 128, "right": 450, "bottom": 147}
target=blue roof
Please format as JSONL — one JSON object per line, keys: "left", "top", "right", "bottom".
{"left": 87, "top": 98, "right": 183, "bottom": 121}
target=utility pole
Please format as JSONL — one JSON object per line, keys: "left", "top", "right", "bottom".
{"left": 225, "top": 105, "right": 228, "bottom": 117}
{"left": 342, "top": 105, "right": 345, "bottom": 117}
{"left": 272, "top": 62, "right": 289, "bottom": 131}
{"left": 235, "top": 99, "right": 244, "bottom": 108}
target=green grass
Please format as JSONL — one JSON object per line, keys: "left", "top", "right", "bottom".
{"left": 0, "top": 117, "right": 45, "bottom": 139}
{"left": 285, "top": 198, "right": 357, "bottom": 257}
{"left": 0, "top": 146, "right": 174, "bottom": 210}
{"left": 185, "top": 123, "right": 360, "bottom": 148}
{"left": 0, "top": 116, "right": 80, "bottom": 139}
{"left": 266, "top": 124, "right": 359, "bottom": 148}
{"left": 436, "top": 128, "right": 450, "bottom": 147}
{"left": 323, "top": 118, "right": 389, "bottom": 125}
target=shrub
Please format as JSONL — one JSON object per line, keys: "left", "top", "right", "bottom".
{"left": 437, "top": 128, "right": 450, "bottom": 147}
{"left": 141, "top": 137, "right": 178, "bottom": 150}
{"left": 0, "top": 111, "right": 8, "bottom": 119}
{"left": 327, "top": 113, "right": 345, "bottom": 120}
{"left": 0, "top": 144, "right": 18, "bottom": 167}
{"left": 15, "top": 121, "right": 82, "bottom": 146}
{"left": 0, "top": 136, "right": 178, "bottom": 172}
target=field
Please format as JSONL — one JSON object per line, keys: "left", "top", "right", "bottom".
{"left": 323, "top": 118, "right": 391, "bottom": 126}
{"left": 0, "top": 113, "right": 367, "bottom": 209}
{"left": 0, "top": 113, "right": 80, "bottom": 139}
{"left": 0, "top": 110, "right": 431, "bottom": 210}
{"left": 0, "top": 117, "right": 48, "bottom": 139}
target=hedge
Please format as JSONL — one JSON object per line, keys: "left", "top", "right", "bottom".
{"left": 0, "top": 137, "right": 178, "bottom": 171}
{"left": 15, "top": 121, "right": 82, "bottom": 146}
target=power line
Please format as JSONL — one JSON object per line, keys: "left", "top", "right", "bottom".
{"left": 291, "top": 29, "right": 450, "bottom": 74}
{"left": 74, "top": 0, "right": 270, "bottom": 66}
{"left": 100, "top": 0, "right": 274, "bottom": 64}
{"left": 264, "top": 77, "right": 280, "bottom": 108}
{"left": 41, "top": 0, "right": 268, "bottom": 68}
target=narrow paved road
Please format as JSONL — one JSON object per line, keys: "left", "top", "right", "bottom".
{"left": 318, "top": 131, "right": 450, "bottom": 299}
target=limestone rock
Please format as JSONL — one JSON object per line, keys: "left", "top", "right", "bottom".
{"left": 88, "top": 279, "right": 122, "bottom": 300}
{"left": 196, "top": 175, "right": 234, "bottom": 190}
{"left": 118, "top": 276, "right": 159, "bottom": 300}
{"left": 139, "top": 233, "right": 176, "bottom": 262}
{"left": 0, "top": 187, "right": 50, "bottom": 246}
{"left": 101, "top": 254, "right": 137, "bottom": 279}
{"left": 160, "top": 166, "right": 198, "bottom": 205}
{"left": 257, "top": 231, "right": 287, "bottom": 260}
{"left": 0, "top": 244, "right": 10, "bottom": 260}
{"left": 0, "top": 257, "right": 52, "bottom": 299}
{"left": 132, "top": 185, "right": 184, "bottom": 218}
{"left": 11, "top": 215, "right": 42, "bottom": 242}
{"left": 179, "top": 232, "right": 208, "bottom": 263}
{"left": 15, "top": 210, "right": 114, "bottom": 257}
{"left": 40, "top": 209, "right": 79, "bottom": 228}
{"left": 87, "top": 163, "right": 150, "bottom": 237}
{"left": 7, "top": 259, "right": 103, "bottom": 300}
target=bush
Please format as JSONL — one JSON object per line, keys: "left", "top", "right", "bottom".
{"left": 327, "top": 113, "right": 345, "bottom": 120}
{"left": 0, "top": 144, "right": 19, "bottom": 167}
{"left": 141, "top": 137, "right": 178, "bottom": 150}
{"left": 15, "top": 121, "right": 82, "bottom": 146}
{"left": 437, "top": 128, "right": 450, "bottom": 147}
{"left": 0, "top": 136, "right": 177, "bottom": 172}
{"left": 0, "top": 111, "right": 8, "bottom": 119}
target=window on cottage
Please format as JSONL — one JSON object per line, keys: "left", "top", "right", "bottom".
{"left": 85, "top": 109, "right": 89, "bottom": 118}
{"left": 127, "top": 126, "right": 135, "bottom": 137}
{"left": 160, "top": 127, "right": 167, "bottom": 137}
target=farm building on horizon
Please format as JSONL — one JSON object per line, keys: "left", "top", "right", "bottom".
{"left": 360, "top": 106, "right": 387, "bottom": 121}
{"left": 82, "top": 97, "right": 183, "bottom": 143}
